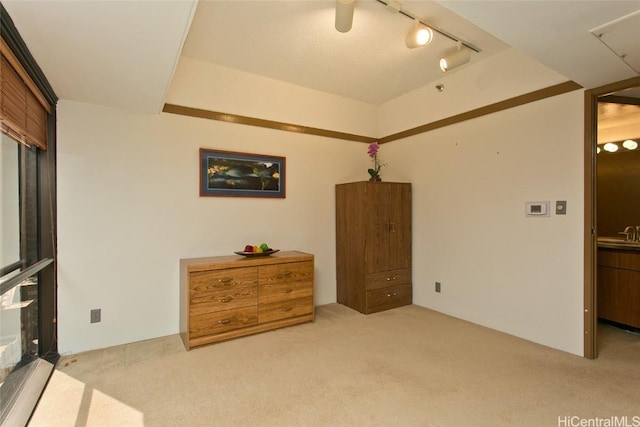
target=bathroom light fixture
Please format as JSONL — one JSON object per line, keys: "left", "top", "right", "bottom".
{"left": 622, "top": 139, "right": 638, "bottom": 150}
{"left": 440, "top": 42, "right": 471, "bottom": 72}
{"left": 603, "top": 142, "right": 619, "bottom": 152}
{"left": 405, "top": 19, "right": 433, "bottom": 48}
{"left": 335, "top": 0, "right": 355, "bottom": 33}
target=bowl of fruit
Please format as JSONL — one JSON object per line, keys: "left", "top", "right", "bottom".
{"left": 234, "top": 243, "right": 279, "bottom": 257}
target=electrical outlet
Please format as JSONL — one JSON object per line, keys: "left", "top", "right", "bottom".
{"left": 435, "top": 282, "right": 441, "bottom": 293}
{"left": 90, "top": 308, "right": 101, "bottom": 323}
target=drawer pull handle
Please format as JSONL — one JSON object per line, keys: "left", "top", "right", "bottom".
{"left": 386, "top": 292, "right": 397, "bottom": 297}
{"left": 218, "top": 319, "right": 232, "bottom": 325}
{"left": 386, "top": 276, "right": 397, "bottom": 281}
{"left": 282, "top": 289, "right": 293, "bottom": 294}
{"left": 218, "top": 278, "right": 233, "bottom": 284}
{"left": 281, "top": 307, "right": 293, "bottom": 312}
{"left": 218, "top": 297, "right": 232, "bottom": 303}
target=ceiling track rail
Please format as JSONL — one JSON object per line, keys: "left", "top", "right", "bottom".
{"left": 374, "top": 0, "right": 481, "bottom": 53}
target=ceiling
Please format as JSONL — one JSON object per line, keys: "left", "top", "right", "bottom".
{"left": 179, "top": 0, "right": 509, "bottom": 105}
{"left": 2, "top": 0, "right": 640, "bottom": 114}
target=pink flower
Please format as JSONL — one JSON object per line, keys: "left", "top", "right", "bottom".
{"left": 367, "top": 142, "right": 385, "bottom": 179}
{"left": 367, "top": 142, "right": 379, "bottom": 158}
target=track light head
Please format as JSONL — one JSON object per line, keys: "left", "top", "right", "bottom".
{"left": 439, "top": 44, "right": 470, "bottom": 72}
{"left": 335, "top": 0, "right": 355, "bottom": 33}
{"left": 405, "top": 19, "right": 433, "bottom": 48}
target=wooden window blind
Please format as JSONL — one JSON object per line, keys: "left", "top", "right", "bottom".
{"left": 0, "top": 39, "right": 49, "bottom": 150}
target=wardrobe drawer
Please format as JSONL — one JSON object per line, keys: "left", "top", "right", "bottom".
{"left": 365, "top": 284, "right": 412, "bottom": 314}
{"left": 365, "top": 268, "right": 411, "bottom": 291}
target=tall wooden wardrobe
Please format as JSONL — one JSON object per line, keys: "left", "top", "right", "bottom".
{"left": 336, "top": 181, "right": 412, "bottom": 314}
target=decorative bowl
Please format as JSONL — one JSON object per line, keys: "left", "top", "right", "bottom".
{"left": 234, "top": 249, "right": 280, "bottom": 257}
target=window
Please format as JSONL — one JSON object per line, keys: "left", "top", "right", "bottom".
{"left": 0, "top": 3, "right": 58, "bottom": 424}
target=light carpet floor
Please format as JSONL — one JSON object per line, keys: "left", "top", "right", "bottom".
{"left": 28, "top": 304, "right": 640, "bottom": 426}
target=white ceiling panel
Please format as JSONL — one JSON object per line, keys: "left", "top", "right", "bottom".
{"left": 591, "top": 9, "right": 640, "bottom": 74}
{"left": 2, "top": 0, "right": 197, "bottom": 113}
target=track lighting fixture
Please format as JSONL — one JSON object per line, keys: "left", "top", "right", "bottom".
{"left": 405, "top": 19, "right": 433, "bottom": 48}
{"left": 439, "top": 42, "right": 471, "bottom": 72}
{"left": 335, "top": 0, "right": 355, "bottom": 33}
{"left": 333, "top": 0, "right": 480, "bottom": 70}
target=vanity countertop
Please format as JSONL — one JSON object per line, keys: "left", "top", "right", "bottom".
{"left": 597, "top": 237, "right": 640, "bottom": 252}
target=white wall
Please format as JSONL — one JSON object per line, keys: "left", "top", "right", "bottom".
{"left": 376, "top": 48, "right": 585, "bottom": 355}
{"left": 57, "top": 52, "right": 585, "bottom": 356}
{"left": 383, "top": 90, "right": 585, "bottom": 355}
{"left": 168, "top": 57, "right": 379, "bottom": 138}
{"left": 57, "top": 56, "right": 384, "bottom": 354}
{"left": 378, "top": 48, "right": 569, "bottom": 136}
{"left": 56, "top": 100, "right": 370, "bottom": 354}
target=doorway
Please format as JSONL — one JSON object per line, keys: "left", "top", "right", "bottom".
{"left": 584, "top": 76, "right": 640, "bottom": 359}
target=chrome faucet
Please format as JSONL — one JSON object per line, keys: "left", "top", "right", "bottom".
{"left": 619, "top": 226, "right": 637, "bottom": 241}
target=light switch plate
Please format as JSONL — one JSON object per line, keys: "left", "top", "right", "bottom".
{"left": 556, "top": 200, "right": 567, "bottom": 215}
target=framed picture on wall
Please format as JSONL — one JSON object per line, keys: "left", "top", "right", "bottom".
{"left": 200, "top": 148, "right": 286, "bottom": 198}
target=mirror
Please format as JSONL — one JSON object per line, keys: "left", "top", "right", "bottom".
{"left": 596, "top": 86, "right": 640, "bottom": 239}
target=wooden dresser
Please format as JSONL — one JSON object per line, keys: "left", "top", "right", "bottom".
{"left": 336, "top": 181, "right": 412, "bottom": 314}
{"left": 180, "top": 251, "right": 314, "bottom": 350}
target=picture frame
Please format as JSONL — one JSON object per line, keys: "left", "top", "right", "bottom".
{"left": 199, "top": 148, "right": 286, "bottom": 198}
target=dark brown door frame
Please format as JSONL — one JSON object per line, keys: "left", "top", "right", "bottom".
{"left": 584, "top": 76, "right": 640, "bottom": 359}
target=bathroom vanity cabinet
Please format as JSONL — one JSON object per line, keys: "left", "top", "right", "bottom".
{"left": 597, "top": 247, "right": 640, "bottom": 328}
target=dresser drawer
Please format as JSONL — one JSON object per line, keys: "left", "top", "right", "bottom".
{"left": 259, "top": 279, "right": 313, "bottom": 305}
{"left": 365, "top": 268, "right": 411, "bottom": 291}
{"left": 190, "top": 267, "right": 258, "bottom": 295}
{"left": 259, "top": 261, "right": 313, "bottom": 285}
{"left": 190, "top": 286, "right": 257, "bottom": 316}
{"left": 365, "top": 284, "right": 412, "bottom": 314}
{"left": 259, "top": 296, "right": 313, "bottom": 323}
{"left": 189, "top": 306, "right": 258, "bottom": 338}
